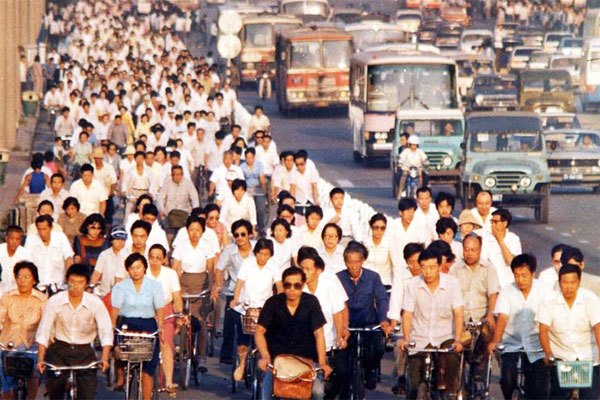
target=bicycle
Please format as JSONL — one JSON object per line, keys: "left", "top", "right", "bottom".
{"left": 0, "top": 342, "right": 37, "bottom": 400}
{"left": 406, "top": 341, "right": 465, "bottom": 400}
{"left": 496, "top": 344, "right": 544, "bottom": 400}
{"left": 115, "top": 327, "right": 159, "bottom": 400}
{"left": 548, "top": 357, "right": 596, "bottom": 400}
{"left": 36, "top": 282, "right": 68, "bottom": 297}
{"left": 347, "top": 325, "right": 382, "bottom": 400}
{"left": 231, "top": 305, "right": 261, "bottom": 399}
{"left": 463, "top": 321, "right": 491, "bottom": 400}
{"left": 43, "top": 361, "right": 101, "bottom": 399}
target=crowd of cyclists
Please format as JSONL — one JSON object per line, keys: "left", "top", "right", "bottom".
{"left": 2, "top": 0, "right": 600, "bottom": 399}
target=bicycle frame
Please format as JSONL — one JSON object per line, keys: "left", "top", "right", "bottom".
{"left": 347, "top": 325, "right": 381, "bottom": 400}
{"left": 0, "top": 344, "right": 38, "bottom": 400}
{"left": 43, "top": 361, "right": 100, "bottom": 400}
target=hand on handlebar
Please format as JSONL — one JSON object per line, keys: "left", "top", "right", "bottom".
{"left": 258, "top": 357, "right": 271, "bottom": 372}
{"left": 321, "top": 364, "right": 333, "bottom": 380}
{"left": 399, "top": 339, "right": 410, "bottom": 352}
{"left": 452, "top": 340, "right": 464, "bottom": 353}
{"left": 99, "top": 359, "right": 110, "bottom": 372}
{"left": 486, "top": 341, "right": 497, "bottom": 357}
{"left": 37, "top": 361, "right": 46, "bottom": 374}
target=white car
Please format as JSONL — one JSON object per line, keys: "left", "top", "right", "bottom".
{"left": 543, "top": 31, "right": 573, "bottom": 52}
{"left": 550, "top": 55, "right": 581, "bottom": 87}
{"left": 509, "top": 46, "right": 538, "bottom": 71}
{"left": 460, "top": 29, "right": 493, "bottom": 54}
{"left": 528, "top": 51, "right": 551, "bottom": 70}
{"left": 558, "top": 37, "right": 584, "bottom": 57}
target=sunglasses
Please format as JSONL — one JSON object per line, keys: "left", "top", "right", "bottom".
{"left": 233, "top": 232, "right": 248, "bottom": 238}
{"left": 372, "top": 225, "right": 386, "bottom": 231}
{"left": 89, "top": 225, "right": 102, "bottom": 230}
{"left": 283, "top": 282, "right": 303, "bottom": 290}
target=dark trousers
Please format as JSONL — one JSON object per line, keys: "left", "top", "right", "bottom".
{"left": 407, "top": 339, "right": 461, "bottom": 399}
{"left": 500, "top": 353, "right": 549, "bottom": 399}
{"left": 45, "top": 341, "right": 97, "bottom": 400}
{"left": 220, "top": 294, "right": 236, "bottom": 362}
{"left": 325, "top": 349, "right": 351, "bottom": 399}
{"left": 549, "top": 364, "right": 600, "bottom": 400}
{"left": 104, "top": 194, "right": 115, "bottom": 225}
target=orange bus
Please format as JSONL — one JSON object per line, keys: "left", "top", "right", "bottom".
{"left": 276, "top": 26, "right": 352, "bottom": 114}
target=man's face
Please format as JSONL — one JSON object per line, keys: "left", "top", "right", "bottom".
{"left": 233, "top": 187, "right": 245, "bottom": 202}
{"left": 233, "top": 227, "right": 250, "bottom": 247}
{"left": 112, "top": 238, "right": 126, "bottom": 252}
{"left": 283, "top": 156, "right": 295, "bottom": 170}
{"left": 206, "top": 210, "right": 219, "bottom": 229}
{"left": 6, "top": 231, "right": 23, "bottom": 252}
{"left": 232, "top": 127, "right": 241, "bottom": 138}
{"left": 322, "top": 227, "right": 340, "bottom": 249}
{"left": 331, "top": 193, "right": 344, "bottom": 210}
{"left": 559, "top": 272, "right": 581, "bottom": 301}
{"left": 283, "top": 274, "right": 304, "bottom": 302}
{"left": 145, "top": 153, "right": 154, "bottom": 166}
{"left": 463, "top": 236, "right": 482, "bottom": 266}
{"left": 148, "top": 249, "right": 165, "bottom": 269}
{"left": 306, "top": 213, "right": 322, "bottom": 230}
{"left": 513, "top": 265, "right": 534, "bottom": 293}
{"left": 476, "top": 192, "right": 492, "bottom": 217}
{"left": 399, "top": 207, "right": 416, "bottom": 226}
{"left": 38, "top": 205, "right": 54, "bottom": 217}
{"left": 437, "top": 200, "right": 452, "bottom": 218}
{"left": 36, "top": 222, "right": 52, "bottom": 242}
{"left": 81, "top": 171, "right": 94, "bottom": 185}
{"left": 460, "top": 222, "right": 475, "bottom": 237}
{"left": 345, "top": 252, "right": 364, "bottom": 279}
{"left": 67, "top": 274, "right": 88, "bottom": 298}
{"left": 552, "top": 251, "right": 562, "bottom": 271}
{"left": 406, "top": 252, "right": 422, "bottom": 276}
{"left": 295, "top": 158, "right": 306, "bottom": 173}
{"left": 50, "top": 176, "right": 64, "bottom": 193}
{"left": 172, "top": 169, "right": 184, "bottom": 183}
{"left": 223, "top": 154, "right": 233, "bottom": 167}
{"left": 491, "top": 215, "right": 508, "bottom": 232}
{"left": 131, "top": 228, "right": 148, "bottom": 250}
{"left": 421, "top": 258, "right": 441, "bottom": 284}
{"left": 300, "top": 258, "right": 321, "bottom": 285}
{"left": 417, "top": 191, "right": 432, "bottom": 212}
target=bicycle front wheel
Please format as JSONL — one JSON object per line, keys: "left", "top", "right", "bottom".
{"left": 127, "top": 366, "right": 141, "bottom": 400}
{"left": 251, "top": 356, "right": 261, "bottom": 400}
{"left": 416, "top": 382, "right": 430, "bottom": 400}
{"left": 178, "top": 324, "right": 191, "bottom": 390}
{"left": 245, "top": 351, "right": 255, "bottom": 390}
{"left": 351, "top": 358, "right": 365, "bottom": 400}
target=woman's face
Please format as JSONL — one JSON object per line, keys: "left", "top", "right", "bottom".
{"left": 279, "top": 210, "right": 294, "bottom": 225}
{"left": 206, "top": 211, "right": 219, "bottom": 229}
{"left": 187, "top": 222, "right": 204, "bottom": 243}
{"left": 322, "top": 227, "right": 340, "bottom": 250}
{"left": 66, "top": 204, "right": 79, "bottom": 218}
{"left": 128, "top": 260, "right": 146, "bottom": 281}
{"left": 306, "top": 213, "right": 322, "bottom": 230}
{"left": 15, "top": 268, "right": 36, "bottom": 293}
{"left": 87, "top": 222, "right": 103, "bottom": 240}
{"left": 272, "top": 224, "right": 288, "bottom": 243}
{"left": 439, "top": 228, "right": 455, "bottom": 244}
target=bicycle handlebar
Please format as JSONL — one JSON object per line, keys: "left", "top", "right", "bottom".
{"left": 348, "top": 325, "right": 381, "bottom": 332}
{"left": 43, "top": 361, "right": 101, "bottom": 371}
{"left": 408, "top": 341, "right": 456, "bottom": 353}
{"left": 0, "top": 342, "right": 38, "bottom": 354}
{"left": 114, "top": 328, "right": 160, "bottom": 338}
{"left": 496, "top": 345, "right": 543, "bottom": 354}
{"left": 182, "top": 289, "right": 211, "bottom": 300}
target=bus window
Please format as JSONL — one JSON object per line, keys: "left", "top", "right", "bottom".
{"left": 322, "top": 41, "right": 351, "bottom": 69}
{"left": 245, "top": 24, "right": 274, "bottom": 48}
{"left": 291, "top": 41, "right": 321, "bottom": 68}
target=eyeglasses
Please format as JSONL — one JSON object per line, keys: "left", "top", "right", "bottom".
{"left": 89, "top": 225, "right": 102, "bottom": 230}
{"left": 283, "top": 282, "right": 303, "bottom": 290}
{"left": 233, "top": 232, "right": 248, "bottom": 238}
{"left": 372, "top": 225, "right": 386, "bottom": 231}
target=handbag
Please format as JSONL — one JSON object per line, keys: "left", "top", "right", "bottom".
{"left": 165, "top": 209, "right": 189, "bottom": 229}
{"left": 272, "top": 354, "right": 317, "bottom": 400}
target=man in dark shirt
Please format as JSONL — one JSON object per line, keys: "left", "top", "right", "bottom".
{"left": 256, "top": 266, "right": 332, "bottom": 399}
{"left": 336, "top": 241, "right": 390, "bottom": 392}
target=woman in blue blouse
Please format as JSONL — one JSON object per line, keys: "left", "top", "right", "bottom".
{"left": 111, "top": 253, "right": 165, "bottom": 399}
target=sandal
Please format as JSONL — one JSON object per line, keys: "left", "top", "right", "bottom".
{"left": 166, "top": 384, "right": 179, "bottom": 393}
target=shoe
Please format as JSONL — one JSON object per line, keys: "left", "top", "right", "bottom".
{"left": 199, "top": 357, "right": 208, "bottom": 373}
{"left": 219, "top": 357, "right": 234, "bottom": 365}
{"left": 215, "top": 330, "right": 223, "bottom": 338}
{"left": 233, "top": 350, "right": 248, "bottom": 381}
{"left": 365, "top": 370, "right": 377, "bottom": 391}
{"left": 391, "top": 376, "right": 406, "bottom": 395}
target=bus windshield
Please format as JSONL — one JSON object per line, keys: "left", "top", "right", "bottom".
{"left": 366, "top": 64, "right": 457, "bottom": 111}
{"left": 400, "top": 119, "right": 463, "bottom": 137}
{"left": 349, "top": 29, "right": 408, "bottom": 50}
{"left": 244, "top": 24, "right": 273, "bottom": 48}
{"left": 290, "top": 40, "right": 351, "bottom": 69}
{"left": 282, "top": 1, "right": 328, "bottom": 17}
{"left": 470, "top": 131, "right": 543, "bottom": 152}
{"left": 522, "top": 76, "right": 570, "bottom": 92}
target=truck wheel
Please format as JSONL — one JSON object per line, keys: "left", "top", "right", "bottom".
{"left": 353, "top": 151, "right": 362, "bottom": 163}
{"left": 534, "top": 185, "right": 550, "bottom": 224}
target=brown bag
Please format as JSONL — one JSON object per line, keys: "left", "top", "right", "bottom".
{"left": 272, "top": 354, "right": 316, "bottom": 400}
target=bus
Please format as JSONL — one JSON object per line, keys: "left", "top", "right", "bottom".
{"left": 276, "top": 26, "right": 352, "bottom": 114}
{"left": 238, "top": 14, "right": 302, "bottom": 83}
{"left": 343, "top": 21, "right": 411, "bottom": 53}
{"left": 582, "top": 39, "right": 600, "bottom": 111}
{"left": 279, "top": 0, "right": 331, "bottom": 23}
{"left": 349, "top": 50, "right": 459, "bottom": 162}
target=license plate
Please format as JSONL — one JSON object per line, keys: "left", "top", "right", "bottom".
{"left": 492, "top": 194, "right": 503, "bottom": 202}
{"left": 563, "top": 173, "right": 583, "bottom": 180}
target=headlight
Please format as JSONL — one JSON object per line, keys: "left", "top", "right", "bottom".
{"left": 519, "top": 176, "right": 532, "bottom": 187}
{"left": 298, "top": 92, "right": 305, "bottom": 99}
{"left": 246, "top": 62, "right": 255, "bottom": 69}
{"left": 289, "top": 92, "right": 297, "bottom": 99}
{"left": 442, "top": 156, "right": 452, "bottom": 167}
{"left": 475, "top": 95, "right": 483, "bottom": 104}
{"left": 484, "top": 176, "right": 496, "bottom": 188}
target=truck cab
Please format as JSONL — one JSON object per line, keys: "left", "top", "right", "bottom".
{"left": 461, "top": 112, "right": 551, "bottom": 223}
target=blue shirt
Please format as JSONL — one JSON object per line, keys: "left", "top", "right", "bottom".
{"left": 241, "top": 161, "right": 264, "bottom": 192}
{"left": 337, "top": 268, "right": 389, "bottom": 328}
{"left": 111, "top": 277, "right": 165, "bottom": 318}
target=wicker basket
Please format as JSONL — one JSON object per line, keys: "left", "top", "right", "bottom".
{"left": 241, "top": 307, "right": 262, "bottom": 335}
{"left": 116, "top": 334, "right": 156, "bottom": 363}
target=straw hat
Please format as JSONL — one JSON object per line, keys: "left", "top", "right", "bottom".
{"left": 457, "top": 209, "right": 483, "bottom": 229}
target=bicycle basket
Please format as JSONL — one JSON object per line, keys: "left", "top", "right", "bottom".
{"left": 556, "top": 361, "right": 594, "bottom": 389}
{"left": 117, "top": 334, "right": 156, "bottom": 362}
{"left": 2, "top": 352, "right": 34, "bottom": 378}
{"left": 241, "top": 307, "right": 261, "bottom": 335}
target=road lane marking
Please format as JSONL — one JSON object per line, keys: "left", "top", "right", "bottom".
{"left": 545, "top": 226, "right": 555, "bottom": 231}
{"left": 579, "top": 239, "right": 590, "bottom": 244}
{"left": 336, "top": 179, "right": 355, "bottom": 188}
{"left": 560, "top": 232, "right": 572, "bottom": 237}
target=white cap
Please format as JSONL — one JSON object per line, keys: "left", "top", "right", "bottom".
{"left": 408, "top": 135, "right": 420, "bottom": 145}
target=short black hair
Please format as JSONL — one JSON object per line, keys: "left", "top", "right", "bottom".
{"left": 204, "top": 203, "right": 220, "bottom": 215}
{"left": 492, "top": 208, "right": 512, "bottom": 227}
{"left": 62, "top": 197, "right": 80, "bottom": 211}
{"left": 558, "top": 263, "right": 582, "bottom": 281}
{"left": 428, "top": 240, "right": 454, "bottom": 262}
{"left": 65, "top": 263, "right": 91, "bottom": 284}
{"left": 436, "top": 217, "right": 458, "bottom": 236}
{"left": 297, "top": 246, "right": 325, "bottom": 270}
{"left": 551, "top": 243, "right": 567, "bottom": 258}
{"left": 511, "top": 253, "right": 537, "bottom": 273}
{"left": 416, "top": 187, "right": 432, "bottom": 197}
{"left": 231, "top": 219, "right": 253, "bottom": 235}
{"left": 253, "top": 238, "right": 274, "bottom": 256}
{"left": 398, "top": 198, "right": 418, "bottom": 212}
{"left": 329, "top": 187, "right": 345, "bottom": 198}
{"left": 560, "top": 246, "right": 584, "bottom": 267}
{"left": 149, "top": 244, "right": 167, "bottom": 258}
{"left": 6, "top": 225, "right": 24, "bottom": 237}
{"left": 404, "top": 242, "right": 425, "bottom": 261}
{"left": 282, "top": 266, "right": 306, "bottom": 283}
{"left": 321, "top": 222, "right": 342, "bottom": 241}
{"left": 305, "top": 205, "right": 323, "bottom": 219}
{"left": 231, "top": 179, "right": 247, "bottom": 192}
{"left": 142, "top": 203, "right": 159, "bottom": 217}
{"left": 80, "top": 163, "right": 94, "bottom": 174}
{"left": 50, "top": 173, "right": 65, "bottom": 183}
{"left": 35, "top": 214, "right": 53, "bottom": 227}
{"left": 343, "top": 240, "right": 368, "bottom": 260}
{"left": 435, "top": 192, "right": 455, "bottom": 210}
{"left": 79, "top": 213, "right": 106, "bottom": 236}
{"left": 270, "top": 218, "right": 292, "bottom": 239}
{"left": 13, "top": 261, "right": 39, "bottom": 285}
{"left": 37, "top": 200, "right": 54, "bottom": 212}
{"left": 130, "top": 220, "right": 152, "bottom": 235}
{"left": 369, "top": 213, "right": 387, "bottom": 227}
{"left": 186, "top": 215, "right": 206, "bottom": 231}
{"left": 418, "top": 248, "right": 442, "bottom": 265}
{"left": 124, "top": 253, "right": 148, "bottom": 271}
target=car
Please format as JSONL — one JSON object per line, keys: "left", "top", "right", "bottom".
{"left": 440, "top": 6, "right": 470, "bottom": 27}
{"left": 435, "top": 23, "right": 463, "bottom": 49}
{"left": 459, "top": 29, "right": 493, "bottom": 54}
{"left": 549, "top": 55, "right": 581, "bottom": 88}
{"left": 540, "top": 112, "right": 581, "bottom": 131}
{"left": 455, "top": 54, "right": 496, "bottom": 99}
{"left": 515, "top": 25, "right": 545, "bottom": 47}
{"left": 519, "top": 69, "right": 575, "bottom": 113}
{"left": 545, "top": 129, "right": 600, "bottom": 191}
{"left": 527, "top": 51, "right": 551, "bottom": 70}
{"left": 543, "top": 31, "right": 574, "bottom": 52}
{"left": 461, "top": 112, "right": 551, "bottom": 223}
{"left": 558, "top": 37, "right": 584, "bottom": 57}
{"left": 395, "top": 10, "right": 421, "bottom": 33}
{"left": 331, "top": 8, "right": 363, "bottom": 25}
{"left": 509, "top": 46, "right": 538, "bottom": 71}
{"left": 418, "top": 17, "right": 440, "bottom": 43}
{"left": 468, "top": 74, "right": 519, "bottom": 111}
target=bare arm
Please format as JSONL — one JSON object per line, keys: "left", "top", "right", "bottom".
{"left": 255, "top": 324, "right": 271, "bottom": 369}
{"left": 488, "top": 313, "right": 508, "bottom": 355}
{"left": 401, "top": 311, "right": 413, "bottom": 350}
{"left": 539, "top": 323, "right": 553, "bottom": 361}
{"left": 172, "top": 291, "right": 183, "bottom": 314}
{"left": 99, "top": 200, "right": 107, "bottom": 215}
{"left": 311, "top": 183, "right": 319, "bottom": 206}
{"left": 593, "top": 323, "right": 600, "bottom": 362}
{"left": 486, "top": 292, "right": 498, "bottom": 329}
{"left": 453, "top": 306, "right": 464, "bottom": 351}
{"left": 172, "top": 259, "right": 182, "bottom": 277}
{"left": 90, "top": 270, "right": 102, "bottom": 286}
{"left": 111, "top": 306, "right": 121, "bottom": 327}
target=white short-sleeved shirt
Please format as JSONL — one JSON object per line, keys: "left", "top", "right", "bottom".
{"left": 172, "top": 227, "right": 220, "bottom": 255}
{"left": 94, "top": 247, "right": 128, "bottom": 297}
{"left": 291, "top": 169, "right": 318, "bottom": 204}
{"left": 235, "top": 258, "right": 280, "bottom": 314}
{"left": 0, "top": 245, "right": 31, "bottom": 295}
{"left": 536, "top": 288, "right": 600, "bottom": 361}
{"left": 318, "top": 245, "right": 346, "bottom": 275}
{"left": 172, "top": 239, "right": 215, "bottom": 274}
{"left": 24, "top": 231, "right": 74, "bottom": 285}
{"left": 481, "top": 231, "right": 522, "bottom": 287}
{"left": 494, "top": 279, "right": 545, "bottom": 363}
{"left": 69, "top": 179, "right": 108, "bottom": 216}
{"left": 146, "top": 266, "right": 181, "bottom": 305}
{"left": 303, "top": 272, "right": 348, "bottom": 351}
{"left": 387, "top": 267, "right": 414, "bottom": 322}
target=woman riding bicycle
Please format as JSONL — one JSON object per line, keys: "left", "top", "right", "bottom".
{"left": 0, "top": 262, "right": 46, "bottom": 400}
{"left": 111, "top": 253, "right": 165, "bottom": 400}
